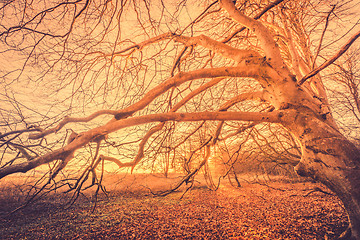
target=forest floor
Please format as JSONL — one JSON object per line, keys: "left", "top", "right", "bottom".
{"left": 0, "top": 174, "right": 347, "bottom": 239}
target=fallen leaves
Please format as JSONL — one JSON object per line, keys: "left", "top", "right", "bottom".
{"left": 0, "top": 181, "right": 347, "bottom": 239}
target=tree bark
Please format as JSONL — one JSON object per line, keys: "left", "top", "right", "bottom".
{"left": 283, "top": 109, "right": 360, "bottom": 239}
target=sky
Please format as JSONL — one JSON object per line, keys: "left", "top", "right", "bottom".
{"left": 0, "top": 0, "right": 360, "bottom": 175}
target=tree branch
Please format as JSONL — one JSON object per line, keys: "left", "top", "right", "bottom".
{"left": 128, "top": 77, "right": 226, "bottom": 170}
{"left": 219, "top": 91, "right": 265, "bottom": 111}
{"left": 174, "top": 34, "right": 261, "bottom": 63}
{"left": 98, "top": 155, "right": 136, "bottom": 168}
{"left": 30, "top": 64, "right": 265, "bottom": 141}
{"left": 29, "top": 109, "right": 118, "bottom": 139}
{"left": 312, "top": 5, "right": 336, "bottom": 70}
{"left": 299, "top": 29, "right": 360, "bottom": 85}
{"left": 111, "top": 32, "right": 174, "bottom": 56}
{"left": 0, "top": 110, "right": 286, "bottom": 179}
{"left": 220, "top": 0, "right": 286, "bottom": 72}
{"left": 115, "top": 65, "right": 265, "bottom": 120}
{"left": 130, "top": 123, "right": 165, "bottom": 172}
{"left": 222, "top": 0, "right": 286, "bottom": 43}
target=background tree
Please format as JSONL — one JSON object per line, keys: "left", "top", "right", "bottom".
{"left": 326, "top": 47, "right": 360, "bottom": 143}
{"left": 1, "top": 0, "right": 360, "bottom": 238}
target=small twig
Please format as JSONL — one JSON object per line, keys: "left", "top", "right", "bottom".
{"left": 303, "top": 187, "right": 334, "bottom": 197}
{"left": 312, "top": 5, "right": 336, "bottom": 70}
{"left": 299, "top": 29, "right": 360, "bottom": 85}
{"left": 289, "top": 187, "right": 334, "bottom": 197}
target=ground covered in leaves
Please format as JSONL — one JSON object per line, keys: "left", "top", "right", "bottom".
{"left": 0, "top": 180, "right": 347, "bottom": 239}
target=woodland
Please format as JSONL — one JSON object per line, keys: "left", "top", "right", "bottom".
{"left": 0, "top": 0, "right": 360, "bottom": 239}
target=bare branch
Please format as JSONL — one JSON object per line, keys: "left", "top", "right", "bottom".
{"left": 128, "top": 77, "right": 226, "bottom": 170}
{"left": 180, "top": 0, "right": 219, "bottom": 35}
{"left": 0, "top": 110, "right": 285, "bottom": 179}
{"left": 222, "top": 0, "right": 286, "bottom": 43}
{"left": 220, "top": 0, "right": 286, "bottom": 72}
{"left": 299, "top": 29, "right": 360, "bottom": 85}
{"left": 174, "top": 34, "right": 261, "bottom": 62}
{"left": 311, "top": 5, "right": 336, "bottom": 70}
{"left": 99, "top": 155, "right": 135, "bottom": 168}
{"left": 130, "top": 123, "right": 165, "bottom": 172}
{"left": 219, "top": 91, "right": 265, "bottom": 111}
{"left": 0, "top": 128, "right": 42, "bottom": 139}
{"left": 115, "top": 65, "right": 265, "bottom": 120}
{"left": 29, "top": 109, "right": 118, "bottom": 140}
{"left": 111, "top": 32, "right": 174, "bottom": 56}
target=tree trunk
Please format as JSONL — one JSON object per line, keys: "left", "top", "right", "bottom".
{"left": 284, "top": 109, "right": 360, "bottom": 239}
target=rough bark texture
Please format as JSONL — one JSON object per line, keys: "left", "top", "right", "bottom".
{"left": 2, "top": 0, "right": 360, "bottom": 238}
{"left": 282, "top": 109, "right": 360, "bottom": 239}
{"left": 222, "top": 2, "right": 360, "bottom": 237}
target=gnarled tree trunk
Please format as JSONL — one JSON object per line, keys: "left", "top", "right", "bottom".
{"left": 283, "top": 108, "right": 360, "bottom": 239}
{"left": 1, "top": 0, "right": 360, "bottom": 238}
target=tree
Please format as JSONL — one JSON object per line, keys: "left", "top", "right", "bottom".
{"left": 326, "top": 47, "right": 360, "bottom": 142}
{"left": 1, "top": 0, "right": 360, "bottom": 238}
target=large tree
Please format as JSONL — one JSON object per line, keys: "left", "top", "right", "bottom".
{"left": 1, "top": 0, "right": 360, "bottom": 238}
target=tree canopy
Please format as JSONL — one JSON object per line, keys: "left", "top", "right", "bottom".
{"left": 1, "top": 0, "right": 360, "bottom": 238}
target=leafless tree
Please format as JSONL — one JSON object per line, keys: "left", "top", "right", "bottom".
{"left": 326, "top": 47, "right": 360, "bottom": 143}
{"left": 1, "top": 0, "right": 360, "bottom": 238}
